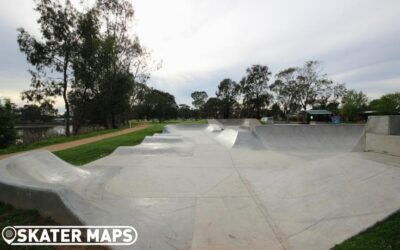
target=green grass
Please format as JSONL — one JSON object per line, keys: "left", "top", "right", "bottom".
{"left": 332, "top": 210, "right": 400, "bottom": 250}
{"left": 0, "top": 202, "right": 56, "bottom": 249}
{"left": 54, "top": 123, "right": 165, "bottom": 165}
{"left": 0, "top": 126, "right": 128, "bottom": 156}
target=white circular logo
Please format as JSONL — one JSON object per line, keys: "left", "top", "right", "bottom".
{"left": 2, "top": 226, "right": 16, "bottom": 245}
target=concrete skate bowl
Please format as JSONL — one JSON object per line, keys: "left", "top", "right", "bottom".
{"left": 1, "top": 117, "right": 400, "bottom": 250}
{"left": 255, "top": 124, "right": 365, "bottom": 153}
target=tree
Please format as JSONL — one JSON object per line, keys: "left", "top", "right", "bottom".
{"left": 296, "top": 61, "right": 338, "bottom": 110}
{"left": 70, "top": 8, "right": 101, "bottom": 133}
{"left": 369, "top": 92, "right": 400, "bottom": 115}
{"left": 69, "top": 0, "right": 150, "bottom": 130}
{"left": 271, "top": 62, "right": 346, "bottom": 117}
{"left": 270, "top": 67, "right": 302, "bottom": 118}
{"left": 95, "top": 0, "right": 146, "bottom": 128}
{"left": 203, "top": 97, "right": 221, "bottom": 118}
{"left": 216, "top": 78, "right": 240, "bottom": 118}
{"left": 191, "top": 91, "right": 208, "bottom": 109}
{"left": 340, "top": 90, "right": 368, "bottom": 121}
{"left": 19, "top": 101, "right": 58, "bottom": 123}
{"left": 178, "top": 104, "right": 192, "bottom": 119}
{"left": 17, "top": 0, "right": 78, "bottom": 136}
{"left": 240, "top": 65, "right": 272, "bottom": 118}
{"left": 269, "top": 103, "right": 284, "bottom": 120}
{"left": 130, "top": 82, "right": 150, "bottom": 120}
{"left": 0, "top": 99, "right": 17, "bottom": 148}
{"left": 143, "top": 89, "right": 178, "bottom": 121}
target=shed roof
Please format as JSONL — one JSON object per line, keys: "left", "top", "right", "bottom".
{"left": 305, "top": 109, "right": 332, "bottom": 115}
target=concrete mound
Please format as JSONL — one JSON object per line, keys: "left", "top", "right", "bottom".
{"left": 2, "top": 151, "right": 89, "bottom": 184}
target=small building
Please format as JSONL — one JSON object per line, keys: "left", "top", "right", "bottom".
{"left": 301, "top": 109, "right": 332, "bottom": 123}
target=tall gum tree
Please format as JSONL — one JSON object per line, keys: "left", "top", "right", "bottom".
{"left": 240, "top": 64, "right": 272, "bottom": 119}
{"left": 216, "top": 78, "right": 240, "bottom": 118}
{"left": 17, "top": 0, "right": 77, "bottom": 136}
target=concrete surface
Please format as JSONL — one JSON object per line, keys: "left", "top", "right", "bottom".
{"left": 366, "top": 133, "right": 400, "bottom": 157}
{"left": 1, "top": 118, "right": 400, "bottom": 250}
{"left": 367, "top": 115, "right": 400, "bottom": 135}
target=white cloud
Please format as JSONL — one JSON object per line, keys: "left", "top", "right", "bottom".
{"left": 0, "top": 0, "right": 399, "bottom": 106}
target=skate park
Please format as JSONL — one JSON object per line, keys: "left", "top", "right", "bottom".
{"left": 0, "top": 115, "right": 399, "bottom": 249}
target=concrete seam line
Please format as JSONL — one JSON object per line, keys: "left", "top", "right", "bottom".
{"left": 228, "top": 152, "right": 289, "bottom": 250}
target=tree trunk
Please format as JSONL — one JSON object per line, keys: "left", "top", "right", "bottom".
{"left": 256, "top": 105, "right": 261, "bottom": 119}
{"left": 111, "top": 112, "right": 117, "bottom": 128}
{"left": 63, "top": 55, "right": 70, "bottom": 137}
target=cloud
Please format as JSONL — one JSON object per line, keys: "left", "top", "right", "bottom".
{"left": 0, "top": 0, "right": 399, "bottom": 108}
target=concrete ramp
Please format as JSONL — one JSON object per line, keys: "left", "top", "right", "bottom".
{"left": 205, "top": 123, "right": 223, "bottom": 132}
{"left": 3, "top": 151, "right": 89, "bottom": 184}
{"left": 255, "top": 124, "right": 365, "bottom": 152}
{"left": 142, "top": 134, "right": 185, "bottom": 144}
{"left": 213, "top": 128, "right": 265, "bottom": 149}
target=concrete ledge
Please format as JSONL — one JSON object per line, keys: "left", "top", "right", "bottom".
{"left": 366, "top": 133, "right": 400, "bottom": 157}
{"left": 367, "top": 116, "right": 400, "bottom": 135}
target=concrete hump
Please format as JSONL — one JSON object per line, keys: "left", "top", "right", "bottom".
{"left": 206, "top": 124, "right": 223, "bottom": 132}
{"left": 255, "top": 124, "right": 365, "bottom": 152}
{"left": 208, "top": 119, "right": 261, "bottom": 131}
{"left": 113, "top": 143, "right": 194, "bottom": 156}
{"left": 142, "top": 134, "right": 185, "bottom": 144}
{"left": 1, "top": 150, "right": 89, "bottom": 184}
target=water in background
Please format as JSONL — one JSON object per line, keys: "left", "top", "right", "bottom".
{"left": 16, "top": 125, "right": 103, "bottom": 144}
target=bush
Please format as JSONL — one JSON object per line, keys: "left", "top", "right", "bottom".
{"left": 0, "top": 99, "right": 17, "bottom": 148}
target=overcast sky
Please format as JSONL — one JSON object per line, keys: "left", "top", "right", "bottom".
{"left": 0, "top": 0, "right": 399, "bottom": 110}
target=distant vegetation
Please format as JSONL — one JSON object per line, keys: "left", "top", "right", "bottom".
{"left": 189, "top": 62, "right": 399, "bottom": 121}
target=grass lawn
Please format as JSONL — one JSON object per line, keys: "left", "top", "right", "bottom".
{"left": 0, "top": 203, "right": 108, "bottom": 250}
{"left": 0, "top": 126, "right": 128, "bottom": 156}
{"left": 0, "top": 202, "right": 56, "bottom": 250}
{"left": 332, "top": 209, "right": 400, "bottom": 250}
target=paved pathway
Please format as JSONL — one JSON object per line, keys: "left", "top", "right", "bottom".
{"left": 0, "top": 124, "right": 149, "bottom": 160}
